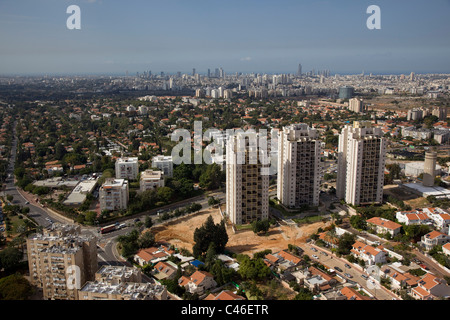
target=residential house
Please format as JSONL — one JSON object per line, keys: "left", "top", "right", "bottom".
{"left": 380, "top": 266, "right": 420, "bottom": 290}
{"left": 134, "top": 245, "right": 173, "bottom": 266}
{"left": 366, "top": 217, "right": 402, "bottom": 237}
{"left": 152, "top": 261, "right": 178, "bottom": 280}
{"left": 340, "top": 287, "right": 372, "bottom": 300}
{"left": 178, "top": 271, "right": 217, "bottom": 295}
{"left": 421, "top": 230, "right": 449, "bottom": 251}
{"left": 396, "top": 210, "right": 432, "bottom": 226}
{"left": 411, "top": 273, "right": 450, "bottom": 300}
{"left": 204, "top": 290, "right": 245, "bottom": 301}
{"left": 423, "top": 208, "right": 450, "bottom": 233}
{"left": 351, "top": 241, "right": 386, "bottom": 266}
{"left": 442, "top": 243, "right": 450, "bottom": 256}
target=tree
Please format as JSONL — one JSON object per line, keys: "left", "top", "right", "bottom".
{"left": 350, "top": 215, "right": 367, "bottom": 230}
{"left": 144, "top": 216, "right": 153, "bottom": 228}
{"left": 251, "top": 219, "right": 271, "bottom": 235}
{"left": 293, "top": 287, "right": 314, "bottom": 300}
{"left": 337, "top": 233, "right": 356, "bottom": 256}
{"left": 0, "top": 246, "right": 23, "bottom": 273}
{"left": 0, "top": 273, "right": 33, "bottom": 300}
{"left": 199, "top": 163, "right": 224, "bottom": 190}
{"left": 236, "top": 254, "right": 271, "bottom": 281}
{"left": 193, "top": 215, "right": 228, "bottom": 257}
{"left": 137, "top": 231, "right": 155, "bottom": 249}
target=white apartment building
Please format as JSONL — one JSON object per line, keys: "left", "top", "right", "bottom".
{"left": 336, "top": 121, "right": 386, "bottom": 206}
{"left": 151, "top": 155, "right": 173, "bottom": 178}
{"left": 277, "top": 123, "right": 322, "bottom": 208}
{"left": 140, "top": 169, "right": 164, "bottom": 192}
{"left": 99, "top": 178, "right": 129, "bottom": 211}
{"left": 115, "top": 157, "right": 139, "bottom": 181}
{"left": 348, "top": 98, "right": 365, "bottom": 113}
{"left": 226, "top": 131, "right": 269, "bottom": 225}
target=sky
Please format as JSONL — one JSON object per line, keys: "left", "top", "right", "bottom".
{"left": 0, "top": 0, "right": 449, "bottom": 75}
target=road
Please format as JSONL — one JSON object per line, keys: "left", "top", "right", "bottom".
{"left": 302, "top": 243, "right": 399, "bottom": 300}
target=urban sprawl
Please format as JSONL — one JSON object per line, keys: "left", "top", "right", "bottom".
{"left": 0, "top": 68, "right": 450, "bottom": 301}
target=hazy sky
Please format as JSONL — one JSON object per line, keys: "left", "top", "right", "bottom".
{"left": 1, "top": 0, "right": 449, "bottom": 75}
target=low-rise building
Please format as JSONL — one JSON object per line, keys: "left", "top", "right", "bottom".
{"left": 366, "top": 217, "right": 402, "bottom": 237}
{"left": 140, "top": 169, "right": 164, "bottom": 192}
{"left": 421, "top": 230, "right": 449, "bottom": 251}
{"left": 152, "top": 155, "right": 173, "bottom": 178}
{"left": 351, "top": 241, "right": 386, "bottom": 266}
{"left": 178, "top": 271, "right": 217, "bottom": 295}
{"left": 411, "top": 273, "right": 450, "bottom": 300}
{"left": 115, "top": 157, "right": 139, "bottom": 181}
{"left": 204, "top": 290, "right": 245, "bottom": 301}
{"left": 99, "top": 178, "right": 129, "bottom": 211}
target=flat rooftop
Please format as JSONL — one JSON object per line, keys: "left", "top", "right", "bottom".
{"left": 403, "top": 182, "right": 450, "bottom": 199}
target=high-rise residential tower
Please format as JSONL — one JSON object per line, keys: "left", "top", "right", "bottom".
{"left": 27, "top": 223, "right": 98, "bottom": 300}
{"left": 336, "top": 121, "right": 386, "bottom": 206}
{"left": 277, "top": 124, "right": 322, "bottom": 208}
{"left": 226, "top": 131, "right": 269, "bottom": 225}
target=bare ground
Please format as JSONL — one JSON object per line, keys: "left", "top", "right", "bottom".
{"left": 151, "top": 207, "right": 331, "bottom": 256}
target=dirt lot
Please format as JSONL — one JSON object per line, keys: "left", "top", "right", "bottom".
{"left": 151, "top": 206, "right": 331, "bottom": 256}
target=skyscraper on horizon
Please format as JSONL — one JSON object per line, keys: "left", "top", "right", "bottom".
{"left": 297, "top": 63, "right": 302, "bottom": 76}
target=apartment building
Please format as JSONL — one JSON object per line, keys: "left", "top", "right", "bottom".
{"left": 336, "top": 121, "right": 386, "bottom": 206}
{"left": 348, "top": 98, "right": 365, "bottom": 113}
{"left": 99, "top": 178, "right": 129, "bottom": 211}
{"left": 115, "top": 157, "right": 139, "bottom": 181}
{"left": 226, "top": 131, "right": 269, "bottom": 225}
{"left": 26, "top": 223, "right": 98, "bottom": 300}
{"left": 140, "top": 169, "right": 164, "bottom": 192}
{"left": 152, "top": 155, "right": 173, "bottom": 178}
{"left": 78, "top": 266, "right": 167, "bottom": 300}
{"left": 277, "top": 124, "right": 322, "bottom": 208}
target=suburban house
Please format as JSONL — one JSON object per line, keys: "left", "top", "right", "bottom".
{"left": 351, "top": 241, "right": 387, "bottom": 265}
{"left": 366, "top": 217, "right": 402, "bottom": 237}
{"left": 292, "top": 266, "right": 337, "bottom": 293}
{"left": 340, "top": 286, "right": 372, "bottom": 300}
{"left": 396, "top": 210, "right": 432, "bottom": 226}
{"left": 380, "top": 266, "right": 420, "bottom": 290}
{"left": 152, "top": 261, "right": 178, "bottom": 280}
{"left": 423, "top": 207, "right": 450, "bottom": 233}
{"left": 420, "top": 230, "right": 450, "bottom": 251}
{"left": 263, "top": 250, "right": 302, "bottom": 272}
{"left": 178, "top": 271, "right": 217, "bottom": 295}
{"left": 204, "top": 290, "right": 245, "bottom": 301}
{"left": 134, "top": 245, "right": 173, "bottom": 266}
{"left": 443, "top": 243, "right": 450, "bottom": 256}
{"left": 411, "top": 273, "right": 450, "bottom": 300}
{"left": 318, "top": 231, "right": 339, "bottom": 248}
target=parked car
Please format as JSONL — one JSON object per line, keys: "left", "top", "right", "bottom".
{"left": 344, "top": 264, "right": 352, "bottom": 269}
{"left": 312, "top": 255, "right": 319, "bottom": 259}
{"left": 334, "top": 267, "right": 343, "bottom": 272}
{"left": 361, "top": 274, "right": 369, "bottom": 280}
{"left": 344, "top": 273, "right": 353, "bottom": 278}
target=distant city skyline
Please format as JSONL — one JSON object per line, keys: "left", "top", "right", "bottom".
{"left": 1, "top": 0, "right": 450, "bottom": 75}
